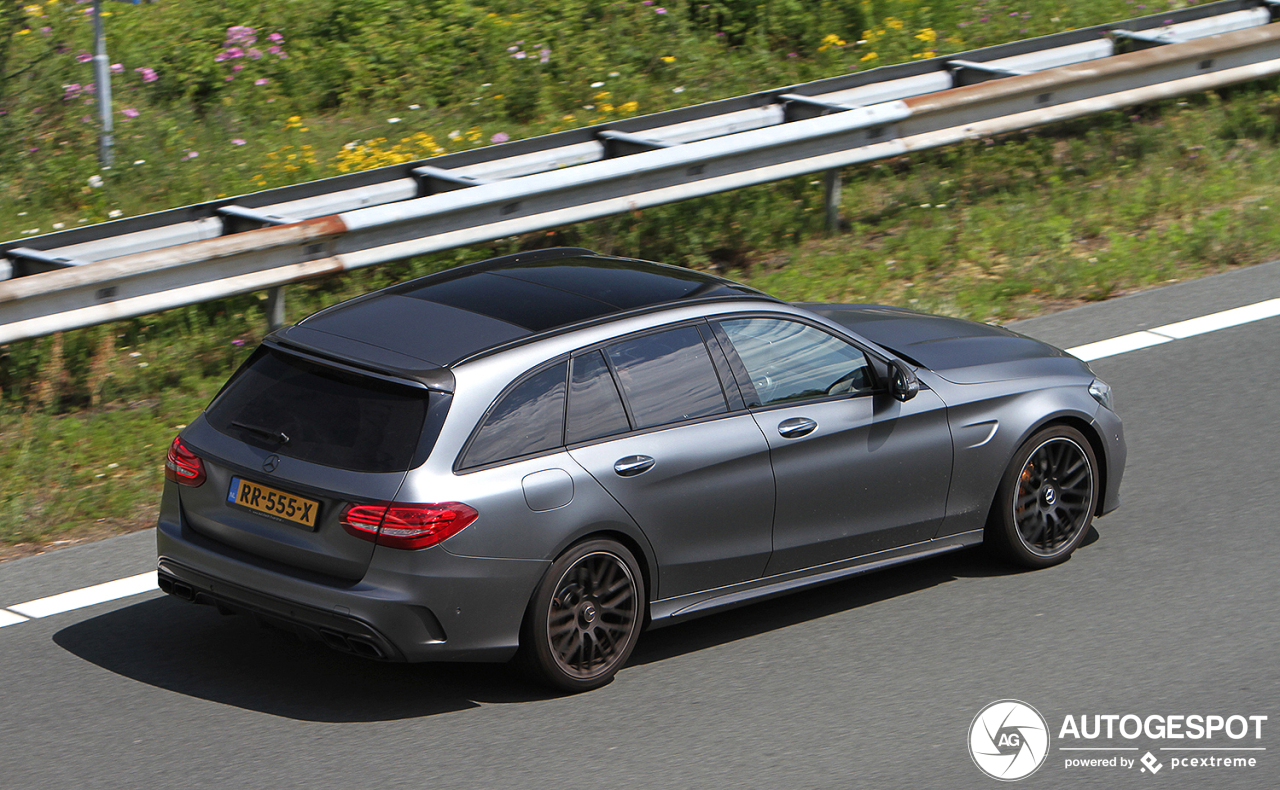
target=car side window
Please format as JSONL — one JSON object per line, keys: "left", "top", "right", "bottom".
{"left": 718, "top": 317, "right": 874, "bottom": 407}
{"left": 566, "top": 350, "right": 631, "bottom": 444}
{"left": 462, "top": 361, "right": 567, "bottom": 468}
{"left": 605, "top": 325, "right": 728, "bottom": 429}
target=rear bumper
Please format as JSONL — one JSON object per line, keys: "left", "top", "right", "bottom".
{"left": 156, "top": 504, "right": 549, "bottom": 663}
{"left": 157, "top": 560, "right": 405, "bottom": 660}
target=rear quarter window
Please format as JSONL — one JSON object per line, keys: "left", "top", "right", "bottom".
{"left": 460, "top": 361, "right": 568, "bottom": 469}
{"left": 206, "top": 348, "right": 431, "bottom": 474}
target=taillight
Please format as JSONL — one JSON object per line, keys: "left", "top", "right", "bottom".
{"left": 165, "top": 436, "right": 206, "bottom": 487}
{"left": 341, "top": 502, "right": 478, "bottom": 550}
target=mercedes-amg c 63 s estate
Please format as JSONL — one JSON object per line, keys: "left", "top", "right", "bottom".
{"left": 157, "top": 248, "right": 1125, "bottom": 691}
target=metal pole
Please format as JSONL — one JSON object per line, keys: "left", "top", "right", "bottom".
{"left": 265, "top": 286, "right": 286, "bottom": 331}
{"left": 823, "top": 168, "right": 842, "bottom": 234}
{"left": 92, "top": 0, "right": 114, "bottom": 168}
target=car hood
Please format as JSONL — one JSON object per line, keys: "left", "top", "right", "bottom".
{"left": 802, "top": 304, "right": 1090, "bottom": 384}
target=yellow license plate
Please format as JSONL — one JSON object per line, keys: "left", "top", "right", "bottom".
{"left": 228, "top": 477, "right": 321, "bottom": 529}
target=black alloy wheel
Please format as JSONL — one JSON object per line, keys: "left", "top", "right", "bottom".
{"left": 988, "top": 425, "right": 1099, "bottom": 568}
{"left": 520, "top": 539, "right": 645, "bottom": 692}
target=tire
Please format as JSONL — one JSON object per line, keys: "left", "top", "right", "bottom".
{"left": 519, "top": 539, "right": 645, "bottom": 693}
{"left": 987, "top": 425, "right": 1099, "bottom": 568}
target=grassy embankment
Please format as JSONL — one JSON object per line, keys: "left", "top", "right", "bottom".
{"left": 3, "top": 0, "right": 1280, "bottom": 555}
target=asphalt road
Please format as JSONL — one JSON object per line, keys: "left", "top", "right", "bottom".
{"left": 2, "top": 263, "right": 1278, "bottom": 789}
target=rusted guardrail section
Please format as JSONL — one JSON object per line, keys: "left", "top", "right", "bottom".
{"left": 1, "top": 2, "right": 1278, "bottom": 344}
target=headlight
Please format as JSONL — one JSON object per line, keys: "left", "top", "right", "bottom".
{"left": 1089, "top": 378, "right": 1114, "bottom": 411}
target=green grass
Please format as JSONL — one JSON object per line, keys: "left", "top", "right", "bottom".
{"left": 4, "top": 1, "right": 1280, "bottom": 549}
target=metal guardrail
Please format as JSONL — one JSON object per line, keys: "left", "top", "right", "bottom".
{"left": 2, "top": 1, "right": 1279, "bottom": 344}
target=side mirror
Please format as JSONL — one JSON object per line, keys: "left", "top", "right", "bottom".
{"left": 890, "top": 361, "right": 919, "bottom": 402}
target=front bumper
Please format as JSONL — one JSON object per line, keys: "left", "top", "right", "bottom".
{"left": 156, "top": 503, "right": 549, "bottom": 663}
{"left": 1091, "top": 404, "right": 1126, "bottom": 517}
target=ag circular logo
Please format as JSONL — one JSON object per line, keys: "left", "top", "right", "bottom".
{"left": 968, "top": 699, "right": 1050, "bottom": 781}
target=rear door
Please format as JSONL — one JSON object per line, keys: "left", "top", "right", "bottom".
{"left": 714, "top": 316, "right": 953, "bottom": 575}
{"left": 178, "top": 348, "right": 438, "bottom": 581}
{"left": 566, "top": 324, "right": 775, "bottom": 599}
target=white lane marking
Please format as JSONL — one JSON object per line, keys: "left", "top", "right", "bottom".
{"left": 1067, "top": 296, "right": 1280, "bottom": 360}
{"left": 1152, "top": 296, "right": 1280, "bottom": 339}
{"left": 0, "top": 609, "right": 31, "bottom": 628}
{"left": 7, "top": 571, "right": 158, "bottom": 619}
{"left": 1067, "top": 331, "right": 1172, "bottom": 361}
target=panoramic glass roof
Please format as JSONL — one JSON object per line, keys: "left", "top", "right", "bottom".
{"left": 397, "top": 255, "right": 759, "bottom": 332}
{"left": 296, "top": 250, "right": 770, "bottom": 367}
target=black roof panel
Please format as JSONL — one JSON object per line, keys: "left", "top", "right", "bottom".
{"left": 301, "top": 294, "right": 530, "bottom": 365}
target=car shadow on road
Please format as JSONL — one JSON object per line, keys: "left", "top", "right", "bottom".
{"left": 629, "top": 544, "right": 1026, "bottom": 666}
{"left": 52, "top": 540, "right": 1079, "bottom": 722}
{"left": 53, "top": 596, "right": 554, "bottom": 722}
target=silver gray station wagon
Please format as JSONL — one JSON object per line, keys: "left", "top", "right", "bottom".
{"left": 158, "top": 248, "right": 1125, "bottom": 691}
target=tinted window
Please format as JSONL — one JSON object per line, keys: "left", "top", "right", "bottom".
{"left": 606, "top": 326, "right": 728, "bottom": 429}
{"left": 566, "top": 351, "right": 631, "bottom": 444}
{"left": 207, "top": 348, "right": 429, "bottom": 473}
{"left": 462, "top": 362, "right": 567, "bottom": 468}
{"left": 720, "top": 318, "right": 873, "bottom": 406}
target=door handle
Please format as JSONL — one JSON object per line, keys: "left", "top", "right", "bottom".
{"left": 777, "top": 417, "right": 817, "bottom": 438}
{"left": 613, "top": 455, "right": 656, "bottom": 477}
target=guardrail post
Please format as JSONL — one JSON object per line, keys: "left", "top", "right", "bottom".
{"left": 92, "top": 0, "right": 115, "bottom": 168}
{"left": 265, "top": 287, "right": 285, "bottom": 332}
{"left": 823, "top": 168, "right": 842, "bottom": 234}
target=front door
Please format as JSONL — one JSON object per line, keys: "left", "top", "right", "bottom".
{"left": 715, "top": 316, "right": 953, "bottom": 575}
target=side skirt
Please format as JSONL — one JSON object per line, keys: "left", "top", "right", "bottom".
{"left": 647, "top": 530, "right": 985, "bottom": 627}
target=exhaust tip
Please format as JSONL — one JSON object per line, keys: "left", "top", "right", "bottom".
{"left": 157, "top": 574, "right": 197, "bottom": 603}
{"left": 318, "top": 629, "right": 386, "bottom": 659}
{"left": 348, "top": 637, "right": 385, "bottom": 660}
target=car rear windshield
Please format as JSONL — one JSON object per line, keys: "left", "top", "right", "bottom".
{"left": 206, "top": 348, "right": 431, "bottom": 473}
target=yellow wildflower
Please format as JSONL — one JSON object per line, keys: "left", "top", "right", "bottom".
{"left": 660, "top": 56, "right": 676, "bottom": 63}
{"left": 818, "top": 34, "right": 847, "bottom": 52}
{"left": 860, "top": 52, "right": 878, "bottom": 62}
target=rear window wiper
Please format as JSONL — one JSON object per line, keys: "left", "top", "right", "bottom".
{"left": 231, "top": 420, "right": 290, "bottom": 445}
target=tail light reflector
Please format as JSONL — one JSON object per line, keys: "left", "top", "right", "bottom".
{"left": 165, "top": 436, "right": 206, "bottom": 487}
{"left": 341, "top": 502, "right": 478, "bottom": 550}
